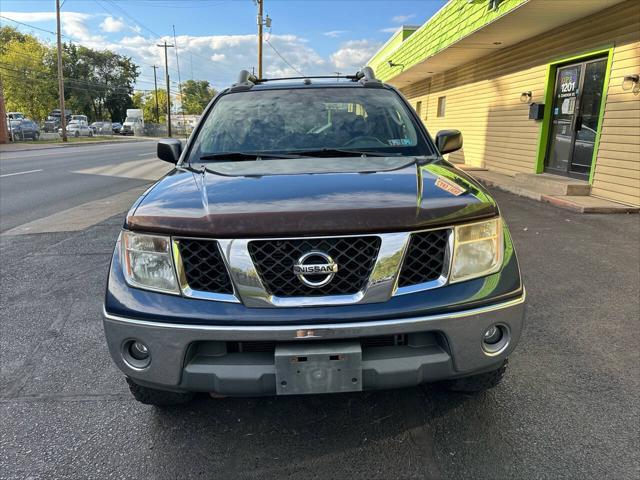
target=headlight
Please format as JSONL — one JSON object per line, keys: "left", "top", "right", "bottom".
{"left": 450, "top": 217, "right": 503, "bottom": 283}
{"left": 121, "top": 231, "right": 179, "bottom": 294}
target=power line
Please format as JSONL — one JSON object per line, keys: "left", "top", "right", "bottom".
{"left": 265, "top": 37, "right": 304, "bottom": 77}
{"left": 0, "top": 15, "right": 64, "bottom": 36}
{"left": 102, "top": 0, "right": 163, "bottom": 38}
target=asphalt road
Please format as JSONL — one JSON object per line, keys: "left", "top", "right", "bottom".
{"left": 0, "top": 141, "right": 158, "bottom": 232}
{"left": 0, "top": 144, "right": 638, "bottom": 479}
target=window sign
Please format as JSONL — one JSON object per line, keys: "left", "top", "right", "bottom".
{"left": 558, "top": 68, "right": 578, "bottom": 98}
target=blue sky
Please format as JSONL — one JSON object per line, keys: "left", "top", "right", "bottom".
{"left": 1, "top": 0, "right": 445, "bottom": 90}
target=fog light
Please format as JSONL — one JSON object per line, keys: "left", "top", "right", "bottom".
{"left": 483, "top": 325, "right": 502, "bottom": 345}
{"left": 129, "top": 341, "right": 149, "bottom": 360}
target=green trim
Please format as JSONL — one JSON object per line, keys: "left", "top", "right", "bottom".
{"left": 368, "top": 0, "right": 527, "bottom": 82}
{"left": 533, "top": 46, "right": 614, "bottom": 179}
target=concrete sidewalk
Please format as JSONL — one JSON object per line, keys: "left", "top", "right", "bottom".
{"left": 467, "top": 169, "right": 639, "bottom": 214}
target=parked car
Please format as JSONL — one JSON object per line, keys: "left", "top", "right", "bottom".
{"left": 7, "top": 119, "right": 40, "bottom": 140}
{"left": 6, "top": 112, "right": 26, "bottom": 121}
{"left": 59, "top": 120, "right": 93, "bottom": 138}
{"left": 103, "top": 68, "right": 525, "bottom": 406}
{"left": 112, "top": 122, "right": 123, "bottom": 134}
{"left": 90, "top": 121, "right": 113, "bottom": 135}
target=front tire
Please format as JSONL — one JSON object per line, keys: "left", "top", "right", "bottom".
{"left": 443, "top": 360, "right": 508, "bottom": 393}
{"left": 126, "top": 377, "right": 195, "bottom": 406}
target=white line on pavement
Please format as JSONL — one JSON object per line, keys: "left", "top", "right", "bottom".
{"left": 0, "top": 169, "right": 44, "bottom": 178}
{"left": 138, "top": 152, "right": 155, "bottom": 156}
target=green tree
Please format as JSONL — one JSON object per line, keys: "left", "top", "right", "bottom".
{"left": 180, "top": 80, "right": 216, "bottom": 114}
{"left": 0, "top": 27, "right": 57, "bottom": 121}
{"left": 62, "top": 44, "right": 139, "bottom": 122}
{"left": 141, "top": 89, "right": 169, "bottom": 124}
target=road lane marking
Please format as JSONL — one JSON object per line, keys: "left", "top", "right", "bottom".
{"left": 0, "top": 169, "right": 43, "bottom": 178}
{"left": 73, "top": 158, "right": 171, "bottom": 181}
{"left": 138, "top": 152, "right": 155, "bottom": 156}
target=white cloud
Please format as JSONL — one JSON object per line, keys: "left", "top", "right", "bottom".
{"left": 380, "top": 27, "right": 399, "bottom": 33}
{"left": 2, "top": 10, "right": 102, "bottom": 43}
{"left": 112, "top": 33, "right": 327, "bottom": 89}
{"left": 329, "top": 39, "right": 381, "bottom": 72}
{"left": 3, "top": 10, "right": 378, "bottom": 89}
{"left": 323, "top": 30, "right": 346, "bottom": 38}
{"left": 392, "top": 14, "right": 415, "bottom": 23}
{"left": 100, "top": 16, "right": 125, "bottom": 33}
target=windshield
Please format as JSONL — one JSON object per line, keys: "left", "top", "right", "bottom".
{"left": 188, "top": 87, "right": 431, "bottom": 162}
{"left": 9, "top": 120, "right": 21, "bottom": 126}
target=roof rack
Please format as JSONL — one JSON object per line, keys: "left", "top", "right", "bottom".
{"left": 229, "top": 67, "right": 382, "bottom": 91}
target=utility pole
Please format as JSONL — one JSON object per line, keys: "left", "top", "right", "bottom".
{"left": 151, "top": 65, "right": 159, "bottom": 123}
{"left": 157, "top": 41, "right": 174, "bottom": 137}
{"left": 256, "top": 0, "right": 263, "bottom": 78}
{"left": 0, "top": 75, "right": 7, "bottom": 144}
{"left": 56, "top": 0, "right": 67, "bottom": 142}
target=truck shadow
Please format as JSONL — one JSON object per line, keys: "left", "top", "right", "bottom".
{"left": 145, "top": 384, "right": 482, "bottom": 477}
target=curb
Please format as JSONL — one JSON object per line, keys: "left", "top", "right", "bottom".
{"left": 0, "top": 137, "right": 154, "bottom": 153}
{"left": 476, "top": 177, "right": 639, "bottom": 214}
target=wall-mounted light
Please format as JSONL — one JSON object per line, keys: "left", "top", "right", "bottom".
{"left": 520, "top": 91, "right": 532, "bottom": 103}
{"left": 387, "top": 60, "right": 405, "bottom": 70}
{"left": 622, "top": 74, "right": 639, "bottom": 91}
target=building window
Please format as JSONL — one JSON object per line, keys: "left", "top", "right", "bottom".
{"left": 416, "top": 101, "right": 422, "bottom": 119}
{"left": 437, "top": 96, "right": 446, "bottom": 117}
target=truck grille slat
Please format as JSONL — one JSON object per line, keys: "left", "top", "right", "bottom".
{"left": 398, "top": 230, "right": 449, "bottom": 287}
{"left": 248, "top": 237, "right": 381, "bottom": 297}
{"left": 178, "top": 240, "right": 234, "bottom": 294}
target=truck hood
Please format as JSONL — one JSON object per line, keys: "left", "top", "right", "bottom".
{"left": 127, "top": 158, "right": 498, "bottom": 237}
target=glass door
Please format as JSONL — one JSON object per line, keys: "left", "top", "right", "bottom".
{"left": 545, "top": 57, "right": 607, "bottom": 179}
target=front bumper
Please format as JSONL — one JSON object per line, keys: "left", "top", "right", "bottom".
{"left": 103, "top": 291, "right": 525, "bottom": 395}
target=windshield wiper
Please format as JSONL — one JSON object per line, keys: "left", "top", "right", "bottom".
{"left": 290, "top": 148, "right": 401, "bottom": 158}
{"left": 198, "top": 152, "right": 303, "bottom": 161}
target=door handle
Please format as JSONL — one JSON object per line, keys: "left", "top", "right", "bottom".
{"left": 574, "top": 115, "right": 583, "bottom": 131}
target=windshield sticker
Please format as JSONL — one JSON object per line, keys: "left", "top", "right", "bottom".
{"left": 435, "top": 177, "right": 466, "bottom": 196}
{"left": 388, "top": 138, "right": 412, "bottom": 146}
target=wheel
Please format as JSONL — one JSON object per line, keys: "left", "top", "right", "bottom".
{"left": 443, "top": 360, "right": 508, "bottom": 393}
{"left": 126, "top": 377, "right": 195, "bottom": 406}
{"left": 34, "top": 132, "right": 40, "bottom": 141}
{"left": 74, "top": 130, "right": 80, "bottom": 137}
{"left": 89, "top": 130, "right": 94, "bottom": 137}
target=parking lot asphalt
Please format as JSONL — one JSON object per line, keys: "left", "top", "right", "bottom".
{"left": 1, "top": 188, "right": 639, "bottom": 480}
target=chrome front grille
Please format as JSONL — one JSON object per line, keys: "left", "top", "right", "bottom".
{"left": 248, "top": 237, "right": 381, "bottom": 297}
{"left": 172, "top": 228, "right": 451, "bottom": 307}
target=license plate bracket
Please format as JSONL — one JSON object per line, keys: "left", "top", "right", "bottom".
{"left": 275, "top": 342, "right": 362, "bottom": 395}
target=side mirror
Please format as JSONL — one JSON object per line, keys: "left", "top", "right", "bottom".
{"left": 435, "top": 129, "right": 463, "bottom": 155}
{"left": 157, "top": 139, "right": 182, "bottom": 164}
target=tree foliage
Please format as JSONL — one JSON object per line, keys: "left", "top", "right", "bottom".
{"left": 139, "top": 89, "right": 169, "bottom": 124}
{"left": 0, "top": 26, "right": 139, "bottom": 122}
{"left": 180, "top": 80, "right": 216, "bottom": 114}
{"left": 0, "top": 28, "right": 58, "bottom": 120}
{"left": 62, "top": 44, "right": 139, "bottom": 122}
